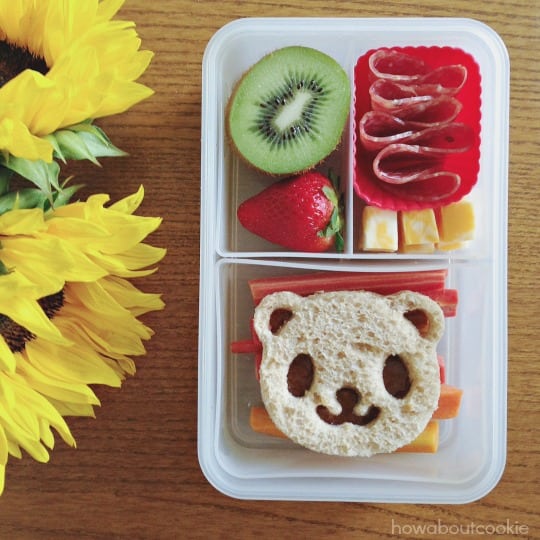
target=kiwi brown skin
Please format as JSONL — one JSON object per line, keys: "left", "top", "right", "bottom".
{"left": 225, "top": 46, "right": 350, "bottom": 177}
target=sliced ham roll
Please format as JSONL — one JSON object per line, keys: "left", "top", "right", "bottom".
{"left": 380, "top": 172, "right": 461, "bottom": 202}
{"left": 369, "top": 68, "right": 467, "bottom": 113}
{"left": 369, "top": 49, "right": 430, "bottom": 83}
{"left": 359, "top": 112, "right": 474, "bottom": 152}
{"left": 369, "top": 79, "right": 434, "bottom": 113}
{"left": 359, "top": 112, "right": 415, "bottom": 152}
{"left": 389, "top": 95, "right": 463, "bottom": 126}
{"left": 372, "top": 143, "right": 461, "bottom": 201}
{"left": 373, "top": 143, "right": 442, "bottom": 184}
{"left": 417, "top": 64, "right": 467, "bottom": 95}
{"left": 372, "top": 143, "right": 466, "bottom": 185}
{"left": 369, "top": 50, "right": 467, "bottom": 94}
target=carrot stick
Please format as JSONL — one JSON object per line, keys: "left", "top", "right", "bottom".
{"left": 433, "top": 384, "right": 463, "bottom": 419}
{"left": 248, "top": 269, "right": 448, "bottom": 305}
{"left": 250, "top": 407, "right": 440, "bottom": 453}
{"left": 250, "top": 406, "right": 288, "bottom": 439}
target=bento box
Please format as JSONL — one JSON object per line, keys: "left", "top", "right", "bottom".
{"left": 199, "top": 17, "right": 509, "bottom": 503}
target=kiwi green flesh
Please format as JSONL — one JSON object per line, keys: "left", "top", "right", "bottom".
{"left": 227, "top": 46, "right": 351, "bottom": 175}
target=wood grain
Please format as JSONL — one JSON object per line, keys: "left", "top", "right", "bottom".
{"left": 0, "top": 1, "right": 538, "bottom": 538}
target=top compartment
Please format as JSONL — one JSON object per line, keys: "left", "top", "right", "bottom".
{"left": 201, "top": 18, "right": 509, "bottom": 260}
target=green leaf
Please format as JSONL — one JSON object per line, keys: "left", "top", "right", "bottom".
{"left": 0, "top": 188, "right": 47, "bottom": 215}
{"left": 50, "top": 183, "right": 83, "bottom": 208}
{"left": 0, "top": 167, "right": 12, "bottom": 195}
{"left": 53, "top": 130, "right": 100, "bottom": 164}
{"left": 0, "top": 259, "right": 11, "bottom": 276}
{"left": 322, "top": 185, "right": 339, "bottom": 207}
{"left": 321, "top": 172, "right": 345, "bottom": 253}
{"left": 0, "top": 155, "right": 60, "bottom": 201}
{"left": 48, "top": 121, "right": 128, "bottom": 164}
{"left": 334, "top": 231, "right": 344, "bottom": 253}
{"left": 0, "top": 181, "right": 81, "bottom": 216}
{"left": 43, "top": 133, "right": 66, "bottom": 163}
{"left": 78, "top": 127, "right": 128, "bottom": 159}
{"left": 327, "top": 168, "right": 341, "bottom": 193}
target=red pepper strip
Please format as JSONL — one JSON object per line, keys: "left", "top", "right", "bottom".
{"left": 249, "top": 269, "right": 448, "bottom": 305}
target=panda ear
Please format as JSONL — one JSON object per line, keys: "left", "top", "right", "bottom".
{"left": 389, "top": 291, "right": 445, "bottom": 344}
{"left": 253, "top": 291, "right": 301, "bottom": 344}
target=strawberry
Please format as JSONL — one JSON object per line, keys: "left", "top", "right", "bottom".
{"left": 237, "top": 171, "right": 344, "bottom": 252}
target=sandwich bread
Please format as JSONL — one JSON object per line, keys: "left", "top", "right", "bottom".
{"left": 253, "top": 290, "right": 444, "bottom": 456}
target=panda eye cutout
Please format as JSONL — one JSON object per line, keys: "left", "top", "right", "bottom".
{"left": 269, "top": 308, "right": 293, "bottom": 334}
{"left": 403, "top": 309, "right": 429, "bottom": 338}
{"left": 287, "top": 353, "right": 314, "bottom": 397}
{"left": 383, "top": 354, "right": 411, "bottom": 399}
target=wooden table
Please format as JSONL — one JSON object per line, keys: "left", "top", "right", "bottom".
{"left": 1, "top": 1, "right": 538, "bottom": 538}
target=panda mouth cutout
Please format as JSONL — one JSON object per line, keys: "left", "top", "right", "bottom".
{"left": 317, "top": 388, "right": 381, "bottom": 426}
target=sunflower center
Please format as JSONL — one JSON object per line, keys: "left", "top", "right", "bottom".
{"left": 0, "top": 290, "right": 64, "bottom": 353}
{"left": 0, "top": 40, "right": 48, "bottom": 87}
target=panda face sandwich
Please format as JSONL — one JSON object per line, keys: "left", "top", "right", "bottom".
{"left": 253, "top": 290, "right": 445, "bottom": 457}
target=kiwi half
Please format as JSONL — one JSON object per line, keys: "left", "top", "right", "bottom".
{"left": 226, "top": 46, "right": 350, "bottom": 175}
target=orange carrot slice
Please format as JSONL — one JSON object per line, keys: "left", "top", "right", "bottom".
{"left": 433, "top": 384, "right": 463, "bottom": 419}
{"left": 250, "top": 406, "right": 288, "bottom": 439}
{"left": 250, "top": 406, "right": 440, "bottom": 453}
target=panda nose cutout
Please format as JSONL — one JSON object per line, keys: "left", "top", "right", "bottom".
{"left": 317, "top": 388, "right": 380, "bottom": 426}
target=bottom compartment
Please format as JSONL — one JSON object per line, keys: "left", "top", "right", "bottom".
{"left": 198, "top": 259, "right": 505, "bottom": 502}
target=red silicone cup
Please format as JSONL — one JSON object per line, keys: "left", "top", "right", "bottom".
{"left": 353, "top": 46, "right": 482, "bottom": 211}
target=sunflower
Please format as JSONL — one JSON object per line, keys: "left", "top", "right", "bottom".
{"left": 0, "top": 0, "right": 153, "bottom": 163}
{"left": 0, "top": 186, "right": 165, "bottom": 493}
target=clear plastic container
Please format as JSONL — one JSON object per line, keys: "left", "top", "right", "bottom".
{"left": 199, "top": 17, "right": 509, "bottom": 503}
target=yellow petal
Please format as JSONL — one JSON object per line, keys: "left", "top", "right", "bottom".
{"left": 17, "top": 356, "right": 101, "bottom": 406}
{"left": 7, "top": 373, "right": 76, "bottom": 447}
{"left": 97, "top": 0, "right": 125, "bottom": 22}
{"left": 1, "top": 297, "right": 69, "bottom": 345}
{"left": 0, "top": 423, "right": 8, "bottom": 466}
{"left": 47, "top": 398, "right": 96, "bottom": 418}
{"left": 0, "top": 337, "right": 16, "bottom": 373}
{"left": 0, "top": 207, "right": 45, "bottom": 235}
{"left": 24, "top": 337, "right": 122, "bottom": 387}
{"left": 101, "top": 276, "right": 165, "bottom": 316}
{"left": 0, "top": 117, "right": 53, "bottom": 161}
{"left": 109, "top": 185, "right": 144, "bottom": 214}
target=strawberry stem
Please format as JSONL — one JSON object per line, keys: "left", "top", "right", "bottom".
{"left": 321, "top": 171, "right": 344, "bottom": 252}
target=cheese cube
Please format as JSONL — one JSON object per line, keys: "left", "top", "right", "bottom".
{"left": 436, "top": 241, "right": 465, "bottom": 251}
{"left": 437, "top": 200, "right": 475, "bottom": 243}
{"left": 361, "top": 206, "right": 398, "bottom": 252}
{"left": 400, "top": 209, "right": 439, "bottom": 248}
{"left": 401, "top": 243, "right": 436, "bottom": 254}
